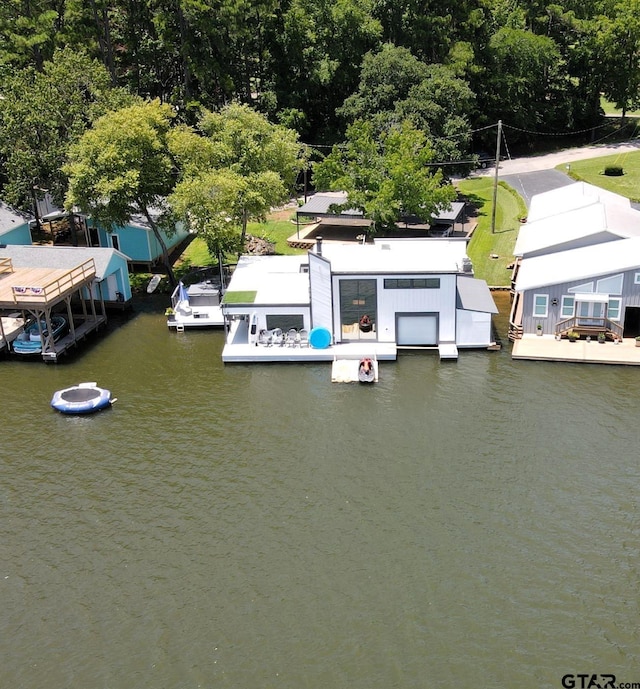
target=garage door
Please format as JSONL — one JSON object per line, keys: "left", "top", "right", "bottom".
{"left": 397, "top": 315, "right": 437, "bottom": 345}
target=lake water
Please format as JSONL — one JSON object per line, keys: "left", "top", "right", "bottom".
{"left": 1, "top": 293, "right": 639, "bottom": 688}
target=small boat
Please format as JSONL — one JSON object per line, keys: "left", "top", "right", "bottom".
{"left": 147, "top": 274, "right": 163, "bottom": 293}
{"left": 51, "top": 382, "right": 114, "bottom": 414}
{"left": 13, "top": 314, "right": 67, "bottom": 355}
{"left": 358, "top": 357, "right": 376, "bottom": 383}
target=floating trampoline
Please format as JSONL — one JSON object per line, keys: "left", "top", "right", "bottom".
{"left": 51, "top": 382, "right": 113, "bottom": 415}
{"left": 309, "top": 327, "right": 331, "bottom": 349}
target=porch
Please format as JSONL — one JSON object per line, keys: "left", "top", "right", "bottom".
{"left": 512, "top": 334, "right": 640, "bottom": 365}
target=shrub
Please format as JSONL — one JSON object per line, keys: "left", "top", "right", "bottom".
{"left": 603, "top": 165, "right": 624, "bottom": 176}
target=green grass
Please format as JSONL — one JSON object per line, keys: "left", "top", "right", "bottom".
{"left": 456, "top": 179, "right": 526, "bottom": 286}
{"left": 222, "top": 290, "right": 257, "bottom": 304}
{"left": 600, "top": 96, "right": 640, "bottom": 118}
{"left": 247, "top": 218, "right": 306, "bottom": 256}
{"left": 558, "top": 150, "right": 640, "bottom": 201}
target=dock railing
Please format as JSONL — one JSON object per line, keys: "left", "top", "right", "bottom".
{"left": 11, "top": 259, "right": 96, "bottom": 305}
{"left": 554, "top": 316, "right": 624, "bottom": 339}
{"left": 0, "top": 257, "right": 13, "bottom": 274}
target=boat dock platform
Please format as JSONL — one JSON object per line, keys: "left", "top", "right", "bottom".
{"left": 331, "top": 357, "right": 379, "bottom": 382}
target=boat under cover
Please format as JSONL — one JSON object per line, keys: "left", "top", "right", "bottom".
{"left": 51, "top": 382, "right": 113, "bottom": 414}
{"left": 13, "top": 314, "right": 67, "bottom": 355}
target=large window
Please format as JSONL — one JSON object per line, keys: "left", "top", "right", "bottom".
{"left": 533, "top": 294, "right": 548, "bottom": 317}
{"left": 339, "top": 279, "right": 377, "bottom": 340}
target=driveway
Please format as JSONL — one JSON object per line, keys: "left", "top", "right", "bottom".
{"left": 473, "top": 139, "right": 640, "bottom": 208}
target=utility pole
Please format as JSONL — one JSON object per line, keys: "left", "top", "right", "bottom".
{"left": 491, "top": 120, "right": 502, "bottom": 234}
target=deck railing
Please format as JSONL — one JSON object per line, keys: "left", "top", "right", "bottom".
{"left": 11, "top": 259, "right": 96, "bottom": 304}
{"left": 0, "top": 257, "right": 13, "bottom": 274}
{"left": 554, "top": 316, "right": 624, "bottom": 339}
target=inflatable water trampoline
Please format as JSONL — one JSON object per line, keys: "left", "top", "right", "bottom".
{"left": 51, "top": 382, "right": 114, "bottom": 415}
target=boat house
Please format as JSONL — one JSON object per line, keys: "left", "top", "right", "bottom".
{"left": 0, "top": 245, "right": 132, "bottom": 359}
{"left": 221, "top": 237, "right": 498, "bottom": 362}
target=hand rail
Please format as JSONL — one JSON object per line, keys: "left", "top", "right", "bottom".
{"left": 11, "top": 259, "right": 96, "bottom": 304}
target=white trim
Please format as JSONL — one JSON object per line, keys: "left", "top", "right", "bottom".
{"left": 561, "top": 295, "right": 575, "bottom": 318}
{"left": 573, "top": 292, "right": 609, "bottom": 303}
{"left": 635, "top": 272, "right": 640, "bottom": 284}
{"left": 608, "top": 297, "right": 621, "bottom": 321}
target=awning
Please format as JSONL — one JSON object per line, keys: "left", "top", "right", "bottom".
{"left": 456, "top": 276, "right": 498, "bottom": 313}
{"left": 572, "top": 292, "right": 609, "bottom": 303}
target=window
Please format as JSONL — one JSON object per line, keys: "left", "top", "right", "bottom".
{"left": 608, "top": 298, "right": 621, "bottom": 320}
{"left": 635, "top": 273, "right": 640, "bottom": 284}
{"left": 533, "top": 294, "right": 548, "bottom": 317}
{"left": 340, "top": 279, "right": 377, "bottom": 340}
{"left": 568, "top": 281, "right": 594, "bottom": 294}
{"left": 110, "top": 234, "right": 120, "bottom": 251}
{"left": 384, "top": 278, "right": 440, "bottom": 289}
{"left": 596, "top": 274, "right": 623, "bottom": 295}
{"left": 266, "top": 315, "right": 304, "bottom": 331}
{"left": 561, "top": 296, "right": 574, "bottom": 318}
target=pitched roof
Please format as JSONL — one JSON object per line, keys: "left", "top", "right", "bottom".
{"left": 0, "top": 245, "right": 126, "bottom": 279}
{"left": 0, "top": 200, "right": 33, "bottom": 235}
{"left": 527, "top": 181, "right": 630, "bottom": 223}
{"left": 514, "top": 202, "right": 640, "bottom": 256}
{"left": 515, "top": 237, "right": 640, "bottom": 291}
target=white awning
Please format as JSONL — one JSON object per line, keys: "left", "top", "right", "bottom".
{"left": 572, "top": 292, "right": 609, "bottom": 303}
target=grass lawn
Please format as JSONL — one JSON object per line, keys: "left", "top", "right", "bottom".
{"left": 456, "top": 178, "right": 526, "bottom": 286}
{"left": 558, "top": 150, "right": 640, "bottom": 201}
{"left": 600, "top": 97, "right": 640, "bottom": 118}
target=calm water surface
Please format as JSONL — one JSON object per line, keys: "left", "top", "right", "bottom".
{"left": 1, "top": 293, "right": 639, "bottom": 688}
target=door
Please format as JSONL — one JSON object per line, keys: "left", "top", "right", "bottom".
{"left": 397, "top": 315, "right": 438, "bottom": 345}
{"left": 339, "top": 279, "right": 377, "bottom": 340}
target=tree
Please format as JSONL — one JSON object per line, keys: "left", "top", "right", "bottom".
{"left": 313, "top": 119, "right": 457, "bottom": 233}
{"left": 64, "top": 100, "right": 179, "bottom": 284}
{"left": 597, "top": 0, "right": 640, "bottom": 118}
{"left": 0, "top": 48, "right": 134, "bottom": 209}
{"left": 170, "top": 104, "right": 307, "bottom": 257}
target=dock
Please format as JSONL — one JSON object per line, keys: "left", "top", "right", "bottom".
{"left": 512, "top": 334, "right": 640, "bottom": 365}
{"left": 331, "top": 357, "right": 378, "bottom": 383}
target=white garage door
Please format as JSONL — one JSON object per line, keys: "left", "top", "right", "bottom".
{"left": 397, "top": 315, "right": 437, "bottom": 345}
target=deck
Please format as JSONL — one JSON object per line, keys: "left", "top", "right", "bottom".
{"left": 221, "top": 320, "right": 397, "bottom": 363}
{"left": 512, "top": 334, "right": 640, "bottom": 365}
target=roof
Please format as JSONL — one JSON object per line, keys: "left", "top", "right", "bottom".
{"left": 0, "top": 200, "right": 33, "bottom": 235}
{"left": 224, "top": 255, "right": 310, "bottom": 305}
{"left": 322, "top": 238, "right": 470, "bottom": 274}
{"left": 297, "top": 193, "right": 364, "bottom": 218}
{"left": 0, "top": 245, "right": 127, "bottom": 280}
{"left": 298, "top": 193, "right": 464, "bottom": 224}
{"left": 515, "top": 237, "right": 640, "bottom": 291}
{"left": 527, "top": 182, "right": 630, "bottom": 223}
{"left": 514, "top": 202, "right": 640, "bottom": 256}
{"left": 456, "top": 276, "right": 498, "bottom": 313}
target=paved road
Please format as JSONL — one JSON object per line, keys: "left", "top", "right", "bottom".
{"left": 473, "top": 139, "right": 640, "bottom": 208}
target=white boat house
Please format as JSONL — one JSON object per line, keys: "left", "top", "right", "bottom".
{"left": 220, "top": 237, "right": 498, "bottom": 362}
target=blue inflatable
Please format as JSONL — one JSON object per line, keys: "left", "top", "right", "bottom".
{"left": 309, "top": 327, "right": 331, "bottom": 349}
{"left": 51, "top": 382, "right": 113, "bottom": 414}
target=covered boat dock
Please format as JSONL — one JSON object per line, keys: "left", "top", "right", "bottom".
{"left": 0, "top": 256, "right": 106, "bottom": 361}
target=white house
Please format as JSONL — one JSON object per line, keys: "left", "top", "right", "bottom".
{"left": 221, "top": 238, "right": 498, "bottom": 362}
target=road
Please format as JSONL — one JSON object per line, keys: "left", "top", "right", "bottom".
{"left": 473, "top": 138, "right": 640, "bottom": 208}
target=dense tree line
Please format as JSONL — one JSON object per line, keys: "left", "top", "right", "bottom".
{"left": 1, "top": 0, "right": 639, "bottom": 245}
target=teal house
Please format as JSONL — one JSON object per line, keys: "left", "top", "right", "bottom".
{"left": 91, "top": 211, "right": 190, "bottom": 270}
{"left": 0, "top": 200, "right": 33, "bottom": 246}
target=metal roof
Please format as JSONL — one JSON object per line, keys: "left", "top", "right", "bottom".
{"left": 224, "top": 255, "right": 310, "bottom": 305}
{"left": 456, "top": 276, "right": 498, "bottom": 313}
{"left": 0, "top": 245, "right": 126, "bottom": 280}
{"left": 527, "top": 182, "right": 630, "bottom": 223}
{"left": 515, "top": 237, "right": 640, "bottom": 291}
{"left": 297, "top": 192, "right": 363, "bottom": 218}
{"left": 514, "top": 203, "right": 640, "bottom": 256}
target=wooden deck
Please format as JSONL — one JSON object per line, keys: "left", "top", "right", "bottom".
{"left": 0, "top": 259, "right": 96, "bottom": 309}
{"left": 512, "top": 334, "right": 640, "bottom": 365}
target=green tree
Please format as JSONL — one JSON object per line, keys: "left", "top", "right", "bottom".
{"left": 64, "top": 100, "right": 179, "bottom": 284}
{"left": 597, "top": 0, "right": 640, "bottom": 117}
{"left": 0, "top": 47, "right": 134, "bottom": 209}
{"left": 340, "top": 45, "right": 475, "bottom": 166}
{"left": 314, "top": 119, "right": 456, "bottom": 232}
{"left": 170, "top": 104, "right": 306, "bottom": 258}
